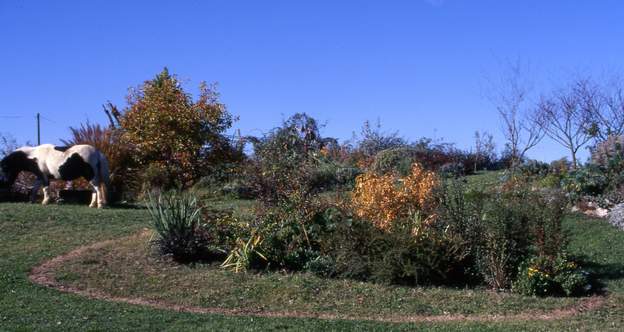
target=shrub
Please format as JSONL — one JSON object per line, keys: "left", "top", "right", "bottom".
{"left": 351, "top": 162, "right": 437, "bottom": 230}
{"left": 308, "top": 158, "right": 342, "bottom": 191}
{"left": 354, "top": 120, "right": 408, "bottom": 159}
{"left": 477, "top": 193, "right": 532, "bottom": 289}
{"left": 371, "top": 216, "right": 468, "bottom": 285}
{"left": 370, "top": 147, "right": 419, "bottom": 176}
{"left": 185, "top": 160, "right": 246, "bottom": 201}
{"left": 246, "top": 113, "right": 329, "bottom": 203}
{"left": 439, "top": 162, "right": 466, "bottom": 178}
{"left": 253, "top": 193, "right": 329, "bottom": 270}
{"left": 435, "top": 180, "right": 487, "bottom": 283}
{"left": 146, "top": 191, "right": 208, "bottom": 261}
{"left": 304, "top": 255, "right": 336, "bottom": 277}
{"left": 519, "top": 160, "right": 550, "bottom": 177}
{"left": 315, "top": 207, "right": 467, "bottom": 285}
{"left": 528, "top": 189, "right": 567, "bottom": 258}
{"left": 436, "top": 180, "right": 569, "bottom": 290}
{"left": 562, "top": 165, "right": 609, "bottom": 199}
{"left": 538, "top": 174, "right": 562, "bottom": 189}
{"left": 592, "top": 135, "right": 624, "bottom": 166}
{"left": 550, "top": 158, "right": 572, "bottom": 175}
{"left": 513, "top": 255, "right": 590, "bottom": 297}
{"left": 369, "top": 143, "right": 470, "bottom": 176}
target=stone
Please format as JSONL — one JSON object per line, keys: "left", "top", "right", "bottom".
{"left": 608, "top": 203, "right": 624, "bottom": 231}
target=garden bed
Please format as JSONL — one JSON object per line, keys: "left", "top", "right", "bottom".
{"left": 42, "top": 230, "right": 596, "bottom": 321}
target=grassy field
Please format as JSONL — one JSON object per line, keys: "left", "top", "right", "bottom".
{"left": 1, "top": 201, "right": 624, "bottom": 330}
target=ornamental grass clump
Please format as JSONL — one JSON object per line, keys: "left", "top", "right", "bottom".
{"left": 146, "top": 191, "right": 205, "bottom": 261}
{"left": 351, "top": 162, "right": 438, "bottom": 230}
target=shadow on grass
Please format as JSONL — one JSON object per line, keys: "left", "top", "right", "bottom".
{"left": 575, "top": 256, "right": 624, "bottom": 295}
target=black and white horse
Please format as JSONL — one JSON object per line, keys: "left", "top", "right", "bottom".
{"left": 0, "top": 144, "right": 110, "bottom": 208}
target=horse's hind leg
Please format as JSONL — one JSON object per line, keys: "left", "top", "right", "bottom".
{"left": 89, "top": 179, "right": 105, "bottom": 209}
{"left": 98, "top": 185, "right": 107, "bottom": 207}
{"left": 97, "top": 185, "right": 107, "bottom": 208}
{"left": 89, "top": 185, "right": 102, "bottom": 208}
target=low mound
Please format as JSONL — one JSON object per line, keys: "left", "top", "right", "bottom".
{"left": 31, "top": 231, "right": 604, "bottom": 323}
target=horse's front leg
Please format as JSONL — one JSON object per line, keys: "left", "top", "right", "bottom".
{"left": 39, "top": 177, "right": 51, "bottom": 205}
{"left": 41, "top": 186, "right": 52, "bottom": 205}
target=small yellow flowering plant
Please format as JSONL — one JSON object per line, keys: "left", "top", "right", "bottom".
{"left": 513, "top": 254, "right": 590, "bottom": 297}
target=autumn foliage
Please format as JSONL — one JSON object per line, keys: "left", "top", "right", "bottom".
{"left": 351, "top": 162, "right": 438, "bottom": 230}
{"left": 120, "top": 68, "right": 235, "bottom": 188}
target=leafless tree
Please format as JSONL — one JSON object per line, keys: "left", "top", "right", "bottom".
{"left": 534, "top": 82, "right": 593, "bottom": 169}
{"left": 576, "top": 75, "right": 624, "bottom": 142}
{"left": 487, "top": 61, "right": 544, "bottom": 170}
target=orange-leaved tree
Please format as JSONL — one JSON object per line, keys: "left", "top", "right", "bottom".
{"left": 120, "top": 68, "right": 235, "bottom": 189}
{"left": 351, "top": 162, "right": 438, "bottom": 230}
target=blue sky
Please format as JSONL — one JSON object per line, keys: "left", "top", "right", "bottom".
{"left": 1, "top": 0, "right": 622, "bottom": 162}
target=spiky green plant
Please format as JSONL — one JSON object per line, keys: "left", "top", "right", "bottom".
{"left": 146, "top": 191, "right": 204, "bottom": 261}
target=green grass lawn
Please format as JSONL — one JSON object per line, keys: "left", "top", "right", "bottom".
{"left": 51, "top": 231, "right": 579, "bottom": 318}
{"left": 1, "top": 202, "right": 624, "bottom": 331}
{"left": 463, "top": 170, "right": 505, "bottom": 190}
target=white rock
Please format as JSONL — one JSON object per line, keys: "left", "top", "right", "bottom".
{"left": 608, "top": 204, "right": 624, "bottom": 230}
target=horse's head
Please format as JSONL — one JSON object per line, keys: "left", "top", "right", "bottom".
{"left": 0, "top": 155, "right": 9, "bottom": 187}
{"left": 0, "top": 150, "right": 30, "bottom": 187}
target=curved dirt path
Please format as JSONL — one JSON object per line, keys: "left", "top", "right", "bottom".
{"left": 29, "top": 232, "right": 606, "bottom": 324}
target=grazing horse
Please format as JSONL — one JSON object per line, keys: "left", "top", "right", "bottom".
{"left": 0, "top": 144, "right": 110, "bottom": 208}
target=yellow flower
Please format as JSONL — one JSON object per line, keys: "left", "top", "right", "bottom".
{"left": 528, "top": 267, "right": 538, "bottom": 277}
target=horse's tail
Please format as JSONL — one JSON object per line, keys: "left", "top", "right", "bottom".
{"left": 97, "top": 152, "right": 111, "bottom": 205}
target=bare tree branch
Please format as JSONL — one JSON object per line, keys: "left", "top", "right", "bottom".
{"left": 576, "top": 74, "right": 624, "bottom": 142}
{"left": 534, "top": 80, "right": 593, "bottom": 168}
{"left": 487, "top": 60, "right": 544, "bottom": 170}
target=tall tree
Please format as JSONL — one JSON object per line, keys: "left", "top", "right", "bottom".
{"left": 120, "top": 68, "right": 235, "bottom": 188}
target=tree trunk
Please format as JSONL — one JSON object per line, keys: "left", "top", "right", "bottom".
{"left": 571, "top": 150, "right": 578, "bottom": 170}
